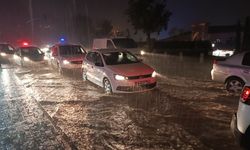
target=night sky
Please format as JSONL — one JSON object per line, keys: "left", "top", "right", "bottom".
{"left": 1, "top": 0, "right": 250, "bottom": 44}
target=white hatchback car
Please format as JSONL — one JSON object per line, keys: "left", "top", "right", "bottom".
{"left": 231, "top": 84, "right": 250, "bottom": 149}
{"left": 211, "top": 51, "right": 250, "bottom": 92}
{"left": 82, "top": 49, "right": 157, "bottom": 93}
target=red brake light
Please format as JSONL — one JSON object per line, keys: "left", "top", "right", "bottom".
{"left": 23, "top": 42, "right": 29, "bottom": 46}
{"left": 241, "top": 87, "right": 250, "bottom": 103}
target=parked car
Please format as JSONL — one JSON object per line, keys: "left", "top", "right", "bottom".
{"left": 50, "top": 44, "right": 86, "bottom": 74}
{"left": 212, "top": 49, "right": 235, "bottom": 57}
{"left": 13, "top": 46, "right": 46, "bottom": 67}
{"left": 0, "top": 43, "right": 16, "bottom": 63}
{"left": 211, "top": 51, "right": 250, "bottom": 93}
{"left": 93, "top": 37, "right": 144, "bottom": 56}
{"left": 82, "top": 49, "right": 157, "bottom": 94}
{"left": 231, "top": 84, "right": 250, "bottom": 149}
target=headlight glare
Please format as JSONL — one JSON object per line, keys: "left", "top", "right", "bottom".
{"left": 140, "top": 50, "right": 145, "bottom": 55}
{"left": 152, "top": 71, "right": 157, "bottom": 77}
{"left": 23, "top": 57, "right": 30, "bottom": 62}
{"left": 63, "top": 60, "right": 70, "bottom": 65}
{"left": 0, "top": 52, "right": 6, "bottom": 56}
{"left": 115, "top": 75, "right": 126, "bottom": 80}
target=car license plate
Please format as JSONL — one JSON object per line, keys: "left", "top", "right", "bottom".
{"left": 135, "top": 80, "right": 149, "bottom": 86}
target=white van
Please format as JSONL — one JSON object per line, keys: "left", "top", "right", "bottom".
{"left": 92, "top": 37, "right": 142, "bottom": 55}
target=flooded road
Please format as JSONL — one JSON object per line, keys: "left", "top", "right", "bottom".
{"left": 0, "top": 54, "right": 241, "bottom": 149}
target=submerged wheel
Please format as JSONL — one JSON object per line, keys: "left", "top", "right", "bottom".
{"left": 226, "top": 77, "right": 244, "bottom": 93}
{"left": 103, "top": 78, "right": 112, "bottom": 94}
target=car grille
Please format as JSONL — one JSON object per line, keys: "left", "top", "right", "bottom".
{"left": 127, "top": 74, "right": 152, "bottom": 80}
{"left": 71, "top": 61, "right": 83, "bottom": 64}
{"left": 116, "top": 82, "right": 156, "bottom": 92}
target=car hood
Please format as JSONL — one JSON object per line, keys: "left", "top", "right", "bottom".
{"left": 107, "top": 62, "right": 154, "bottom": 77}
{"left": 61, "top": 54, "right": 85, "bottom": 61}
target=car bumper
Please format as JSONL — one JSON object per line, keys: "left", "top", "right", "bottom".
{"left": 61, "top": 64, "right": 82, "bottom": 69}
{"left": 231, "top": 113, "right": 244, "bottom": 145}
{"left": 211, "top": 69, "right": 226, "bottom": 82}
{"left": 112, "top": 77, "right": 157, "bottom": 93}
{"left": 22, "top": 60, "right": 47, "bottom": 66}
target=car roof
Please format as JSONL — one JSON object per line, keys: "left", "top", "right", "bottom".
{"left": 90, "top": 49, "right": 128, "bottom": 53}
{"left": 53, "top": 44, "right": 82, "bottom": 47}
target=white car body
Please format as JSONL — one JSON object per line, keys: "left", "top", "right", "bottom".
{"left": 13, "top": 46, "right": 47, "bottom": 67}
{"left": 212, "top": 49, "right": 235, "bottom": 57}
{"left": 49, "top": 44, "right": 86, "bottom": 73}
{"left": 231, "top": 84, "right": 250, "bottom": 148}
{"left": 211, "top": 51, "right": 250, "bottom": 92}
{"left": 92, "top": 38, "right": 142, "bottom": 56}
{"left": 82, "top": 49, "right": 157, "bottom": 93}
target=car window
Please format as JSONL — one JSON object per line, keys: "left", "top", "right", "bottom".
{"left": 20, "top": 47, "right": 43, "bottom": 57}
{"left": 242, "top": 52, "right": 250, "bottom": 66}
{"left": 107, "top": 40, "right": 115, "bottom": 49}
{"left": 86, "top": 52, "right": 95, "bottom": 63}
{"left": 59, "top": 45, "right": 85, "bottom": 56}
{"left": 93, "top": 52, "right": 103, "bottom": 66}
{"left": 102, "top": 51, "right": 139, "bottom": 65}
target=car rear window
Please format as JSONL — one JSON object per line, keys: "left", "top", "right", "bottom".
{"left": 59, "top": 45, "right": 85, "bottom": 55}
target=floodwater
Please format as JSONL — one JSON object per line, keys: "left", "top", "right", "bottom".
{"left": 0, "top": 54, "right": 241, "bottom": 149}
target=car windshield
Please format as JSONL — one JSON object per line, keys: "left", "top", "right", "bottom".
{"left": 102, "top": 51, "right": 139, "bottom": 65}
{"left": 21, "top": 47, "right": 43, "bottom": 56}
{"left": 59, "top": 45, "right": 85, "bottom": 56}
{"left": 112, "top": 38, "right": 138, "bottom": 48}
{"left": 0, "top": 44, "right": 14, "bottom": 52}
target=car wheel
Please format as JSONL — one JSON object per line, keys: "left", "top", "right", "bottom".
{"left": 82, "top": 70, "right": 87, "bottom": 81}
{"left": 103, "top": 78, "right": 112, "bottom": 94}
{"left": 226, "top": 77, "right": 244, "bottom": 93}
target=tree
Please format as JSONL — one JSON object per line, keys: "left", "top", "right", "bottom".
{"left": 126, "top": 0, "right": 171, "bottom": 41}
{"left": 95, "top": 19, "right": 113, "bottom": 37}
{"left": 73, "top": 14, "right": 94, "bottom": 46}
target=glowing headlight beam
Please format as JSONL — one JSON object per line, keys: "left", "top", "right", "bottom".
{"left": 63, "top": 60, "right": 70, "bottom": 65}
{"left": 140, "top": 50, "right": 145, "bottom": 56}
{"left": 23, "top": 57, "right": 30, "bottom": 62}
{"left": 0, "top": 52, "right": 7, "bottom": 57}
{"left": 152, "top": 71, "right": 157, "bottom": 77}
{"left": 115, "top": 75, "right": 126, "bottom": 80}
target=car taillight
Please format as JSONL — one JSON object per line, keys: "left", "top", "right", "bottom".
{"left": 241, "top": 87, "right": 250, "bottom": 104}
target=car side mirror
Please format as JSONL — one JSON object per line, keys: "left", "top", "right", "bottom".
{"left": 95, "top": 62, "right": 104, "bottom": 67}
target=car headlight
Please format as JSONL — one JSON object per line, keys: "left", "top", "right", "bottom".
{"left": 44, "top": 56, "right": 48, "bottom": 60}
{"left": 13, "top": 54, "right": 18, "bottom": 59}
{"left": 63, "top": 60, "right": 70, "bottom": 65}
{"left": 115, "top": 75, "right": 126, "bottom": 80}
{"left": 23, "top": 57, "right": 30, "bottom": 62}
{"left": 140, "top": 50, "right": 145, "bottom": 56}
{"left": 152, "top": 71, "right": 157, "bottom": 77}
{"left": 0, "top": 52, "right": 6, "bottom": 57}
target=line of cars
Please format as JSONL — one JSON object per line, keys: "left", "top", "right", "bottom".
{"left": 47, "top": 43, "right": 156, "bottom": 94}
{"left": 0, "top": 41, "right": 157, "bottom": 94}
